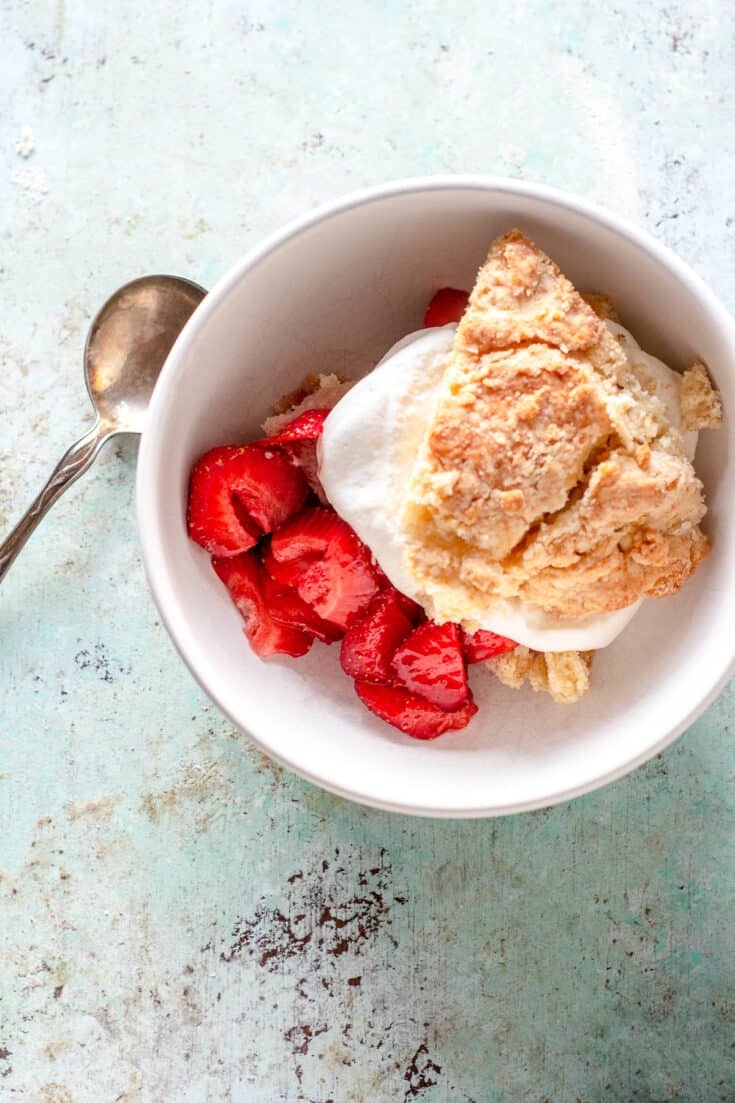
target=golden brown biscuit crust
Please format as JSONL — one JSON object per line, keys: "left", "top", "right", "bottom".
{"left": 487, "top": 646, "right": 593, "bottom": 703}
{"left": 680, "top": 360, "right": 723, "bottom": 432}
{"left": 405, "top": 230, "right": 712, "bottom": 621}
{"left": 581, "top": 292, "right": 620, "bottom": 323}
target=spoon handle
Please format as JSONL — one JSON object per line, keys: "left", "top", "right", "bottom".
{"left": 0, "top": 422, "right": 108, "bottom": 583}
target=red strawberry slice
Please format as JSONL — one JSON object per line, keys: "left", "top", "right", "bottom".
{"left": 354, "top": 680, "right": 477, "bottom": 740}
{"left": 371, "top": 561, "right": 392, "bottom": 591}
{"left": 261, "top": 541, "right": 317, "bottom": 587}
{"left": 462, "top": 628, "right": 518, "bottom": 663}
{"left": 271, "top": 508, "right": 379, "bottom": 629}
{"left": 370, "top": 566, "right": 424, "bottom": 625}
{"left": 298, "top": 550, "right": 378, "bottom": 631}
{"left": 285, "top": 440, "right": 326, "bottom": 501}
{"left": 265, "top": 576, "right": 343, "bottom": 644}
{"left": 271, "top": 507, "right": 349, "bottom": 560}
{"left": 423, "top": 287, "right": 470, "bottom": 328}
{"left": 371, "top": 565, "right": 422, "bottom": 621}
{"left": 212, "top": 552, "right": 312, "bottom": 658}
{"left": 340, "top": 588, "right": 414, "bottom": 682}
{"left": 392, "top": 621, "right": 469, "bottom": 711}
{"left": 394, "top": 591, "right": 424, "bottom": 624}
{"left": 261, "top": 408, "right": 330, "bottom": 444}
{"left": 259, "top": 409, "right": 331, "bottom": 502}
{"left": 188, "top": 445, "right": 309, "bottom": 557}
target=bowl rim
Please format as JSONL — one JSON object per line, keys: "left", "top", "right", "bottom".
{"left": 136, "top": 173, "right": 735, "bottom": 818}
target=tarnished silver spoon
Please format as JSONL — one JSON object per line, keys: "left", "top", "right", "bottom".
{"left": 0, "top": 274, "right": 206, "bottom": 582}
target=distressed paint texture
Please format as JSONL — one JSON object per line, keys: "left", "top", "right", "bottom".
{"left": 1, "top": 2, "right": 735, "bottom": 1101}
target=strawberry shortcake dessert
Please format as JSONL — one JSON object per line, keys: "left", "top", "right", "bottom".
{"left": 186, "top": 231, "right": 721, "bottom": 738}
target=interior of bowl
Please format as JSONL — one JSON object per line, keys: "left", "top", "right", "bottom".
{"left": 137, "top": 180, "right": 735, "bottom": 816}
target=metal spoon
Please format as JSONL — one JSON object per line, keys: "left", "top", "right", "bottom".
{"left": 0, "top": 274, "right": 206, "bottom": 582}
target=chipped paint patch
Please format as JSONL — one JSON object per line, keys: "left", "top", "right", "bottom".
{"left": 403, "top": 1043, "right": 442, "bottom": 1100}
{"left": 222, "top": 849, "right": 403, "bottom": 970}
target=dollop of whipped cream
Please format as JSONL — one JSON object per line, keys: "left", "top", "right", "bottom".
{"left": 318, "top": 323, "right": 697, "bottom": 652}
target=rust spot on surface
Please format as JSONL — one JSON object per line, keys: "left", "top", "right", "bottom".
{"left": 403, "top": 1043, "right": 442, "bottom": 1100}
{"left": 222, "top": 905, "right": 311, "bottom": 968}
{"left": 284, "top": 1022, "right": 328, "bottom": 1057}
{"left": 221, "top": 848, "right": 403, "bottom": 974}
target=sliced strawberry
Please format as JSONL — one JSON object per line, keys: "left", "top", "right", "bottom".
{"left": 392, "top": 621, "right": 469, "bottom": 711}
{"left": 261, "top": 541, "right": 317, "bottom": 587}
{"left": 423, "top": 287, "right": 470, "bottom": 328}
{"left": 394, "top": 591, "right": 424, "bottom": 624}
{"left": 271, "top": 507, "right": 348, "bottom": 560}
{"left": 258, "top": 410, "right": 331, "bottom": 502}
{"left": 371, "top": 560, "right": 392, "bottom": 591}
{"left": 340, "top": 588, "right": 414, "bottom": 682}
{"left": 370, "top": 563, "right": 425, "bottom": 623}
{"left": 265, "top": 577, "right": 343, "bottom": 644}
{"left": 354, "top": 680, "right": 477, "bottom": 740}
{"left": 298, "top": 551, "right": 378, "bottom": 631}
{"left": 212, "top": 552, "right": 312, "bottom": 658}
{"left": 367, "top": 562, "right": 424, "bottom": 622}
{"left": 285, "top": 440, "right": 326, "bottom": 502}
{"left": 188, "top": 445, "right": 309, "bottom": 557}
{"left": 271, "top": 508, "right": 380, "bottom": 630}
{"left": 462, "top": 628, "right": 518, "bottom": 663}
{"left": 261, "top": 408, "right": 330, "bottom": 444}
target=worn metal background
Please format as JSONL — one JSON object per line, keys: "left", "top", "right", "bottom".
{"left": 1, "top": 2, "right": 734, "bottom": 1100}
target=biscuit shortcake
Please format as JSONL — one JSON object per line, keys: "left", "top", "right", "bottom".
{"left": 402, "top": 231, "right": 720, "bottom": 700}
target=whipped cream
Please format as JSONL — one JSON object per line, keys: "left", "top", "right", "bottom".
{"left": 318, "top": 323, "right": 696, "bottom": 652}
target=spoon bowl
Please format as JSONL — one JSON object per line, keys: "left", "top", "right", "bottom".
{"left": 0, "top": 273, "right": 206, "bottom": 582}
{"left": 85, "top": 275, "right": 206, "bottom": 433}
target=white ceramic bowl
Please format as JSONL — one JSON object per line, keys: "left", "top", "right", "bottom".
{"left": 137, "top": 176, "right": 735, "bottom": 817}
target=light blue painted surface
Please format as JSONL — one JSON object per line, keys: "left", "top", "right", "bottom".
{"left": 1, "top": 2, "right": 734, "bottom": 1100}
